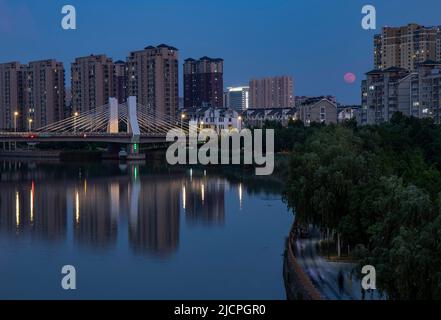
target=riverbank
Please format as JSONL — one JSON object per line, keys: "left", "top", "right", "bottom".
{"left": 283, "top": 223, "right": 323, "bottom": 300}
{"left": 0, "top": 149, "right": 102, "bottom": 161}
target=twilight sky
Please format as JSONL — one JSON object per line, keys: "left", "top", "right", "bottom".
{"left": 1, "top": 0, "right": 441, "bottom": 104}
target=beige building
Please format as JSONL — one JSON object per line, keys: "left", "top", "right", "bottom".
{"left": 299, "top": 98, "right": 337, "bottom": 126}
{"left": 0, "top": 62, "right": 25, "bottom": 130}
{"left": 71, "top": 55, "right": 114, "bottom": 114}
{"left": 1, "top": 60, "right": 65, "bottom": 131}
{"left": 25, "top": 60, "right": 65, "bottom": 129}
{"left": 374, "top": 24, "right": 441, "bottom": 71}
{"left": 249, "top": 76, "right": 294, "bottom": 109}
{"left": 362, "top": 61, "right": 441, "bottom": 125}
{"left": 127, "top": 44, "right": 179, "bottom": 119}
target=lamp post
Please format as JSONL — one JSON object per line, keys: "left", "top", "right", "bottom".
{"left": 28, "top": 118, "right": 33, "bottom": 132}
{"left": 181, "top": 113, "right": 186, "bottom": 130}
{"left": 74, "top": 112, "right": 79, "bottom": 133}
{"left": 238, "top": 115, "right": 242, "bottom": 131}
{"left": 14, "top": 111, "right": 19, "bottom": 132}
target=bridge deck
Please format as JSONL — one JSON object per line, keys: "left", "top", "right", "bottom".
{"left": 0, "top": 132, "right": 167, "bottom": 144}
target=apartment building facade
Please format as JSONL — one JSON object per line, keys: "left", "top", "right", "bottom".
{"left": 71, "top": 54, "right": 114, "bottom": 114}
{"left": 25, "top": 60, "right": 65, "bottom": 129}
{"left": 249, "top": 76, "right": 294, "bottom": 109}
{"left": 113, "top": 60, "right": 128, "bottom": 104}
{"left": 184, "top": 57, "right": 224, "bottom": 109}
{"left": 127, "top": 44, "right": 179, "bottom": 118}
{"left": 361, "top": 61, "right": 441, "bottom": 125}
{"left": 0, "top": 60, "right": 65, "bottom": 131}
{"left": 240, "top": 107, "right": 297, "bottom": 128}
{"left": 0, "top": 62, "right": 25, "bottom": 130}
{"left": 374, "top": 23, "right": 441, "bottom": 71}
{"left": 186, "top": 106, "right": 242, "bottom": 134}
{"left": 224, "top": 86, "right": 249, "bottom": 111}
{"left": 298, "top": 98, "right": 337, "bottom": 126}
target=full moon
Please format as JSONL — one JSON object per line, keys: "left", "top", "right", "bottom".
{"left": 344, "top": 72, "right": 356, "bottom": 84}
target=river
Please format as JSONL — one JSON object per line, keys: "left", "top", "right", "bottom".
{"left": 0, "top": 155, "right": 293, "bottom": 299}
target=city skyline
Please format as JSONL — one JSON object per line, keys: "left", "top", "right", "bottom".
{"left": 1, "top": 0, "right": 441, "bottom": 105}
{"left": 2, "top": 1, "right": 441, "bottom": 304}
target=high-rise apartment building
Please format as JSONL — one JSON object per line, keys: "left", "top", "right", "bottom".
{"left": 417, "top": 60, "right": 441, "bottom": 123}
{"left": 127, "top": 44, "right": 179, "bottom": 118}
{"left": 24, "top": 60, "right": 65, "bottom": 129}
{"left": 374, "top": 23, "right": 441, "bottom": 71}
{"left": 184, "top": 57, "right": 224, "bottom": 108}
{"left": 1, "top": 60, "right": 65, "bottom": 131}
{"left": 113, "top": 60, "right": 127, "bottom": 103}
{"left": 249, "top": 76, "right": 294, "bottom": 109}
{"left": 0, "top": 62, "right": 25, "bottom": 130}
{"left": 224, "top": 86, "right": 249, "bottom": 111}
{"left": 361, "top": 61, "right": 441, "bottom": 125}
{"left": 71, "top": 55, "right": 114, "bottom": 114}
{"left": 438, "top": 30, "right": 441, "bottom": 62}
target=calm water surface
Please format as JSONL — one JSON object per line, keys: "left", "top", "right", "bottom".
{"left": 0, "top": 157, "right": 292, "bottom": 299}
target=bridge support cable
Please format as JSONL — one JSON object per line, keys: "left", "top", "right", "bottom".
{"left": 35, "top": 104, "right": 111, "bottom": 133}
{"left": 4, "top": 96, "right": 191, "bottom": 144}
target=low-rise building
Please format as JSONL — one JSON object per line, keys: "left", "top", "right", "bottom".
{"left": 240, "top": 108, "right": 297, "bottom": 128}
{"left": 338, "top": 105, "right": 361, "bottom": 123}
{"left": 295, "top": 95, "right": 336, "bottom": 108}
{"left": 299, "top": 98, "right": 338, "bottom": 125}
{"left": 181, "top": 107, "right": 242, "bottom": 134}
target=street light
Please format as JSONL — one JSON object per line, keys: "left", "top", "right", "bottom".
{"left": 181, "top": 113, "right": 186, "bottom": 130}
{"left": 14, "top": 111, "right": 19, "bottom": 132}
{"left": 28, "top": 118, "right": 33, "bottom": 132}
{"left": 74, "top": 112, "right": 79, "bottom": 133}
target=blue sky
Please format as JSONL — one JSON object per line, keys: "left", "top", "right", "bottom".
{"left": 1, "top": 0, "right": 441, "bottom": 104}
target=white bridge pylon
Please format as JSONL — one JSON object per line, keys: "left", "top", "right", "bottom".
{"left": 107, "top": 97, "right": 140, "bottom": 143}
{"left": 108, "top": 97, "right": 119, "bottom": 134}
{"left": 127, "top": 96, "right": 140, "bottom": 143}
{"left": 34, "top": 96, "right": 189, "bottom": 138}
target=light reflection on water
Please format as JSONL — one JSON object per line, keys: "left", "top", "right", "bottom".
{"left": 0, "top": 158, "right": 292, "bottom": 300}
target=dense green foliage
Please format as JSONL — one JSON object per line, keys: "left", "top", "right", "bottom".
{"left": 282, "top": 114, "right": 441, "bottom": 299}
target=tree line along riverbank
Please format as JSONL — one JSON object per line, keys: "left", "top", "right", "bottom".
{"left": 270, "top": 115, "right": 441, "bottom": 300}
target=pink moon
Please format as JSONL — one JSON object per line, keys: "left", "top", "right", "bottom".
{"left": 344, "top": 72, "right": 356, "bottom": 84}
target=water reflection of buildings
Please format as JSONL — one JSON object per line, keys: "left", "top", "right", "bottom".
{"left": 71, "top": 171, "right": 181, "bottom": 255}
{"left": 72, "top": 180, "right": 117, "bottom": 248}
{"left": 181, "top": 176, "right": 226, "bottom": 225}
{"left": 129, "top": 176, "right": 180, "bottom": 256}
{"left": 0, "top": 164, "right": 183, "bottom": 256}
{"left": 0, "top": 163, "right": 239, "bottom": 256}
{"left": 0, "top": 181, "right": 67, "bottom": 240}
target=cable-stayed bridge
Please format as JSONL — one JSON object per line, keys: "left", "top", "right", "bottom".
{"left": 0, "top": 97, "right": 188, "bottom": 158}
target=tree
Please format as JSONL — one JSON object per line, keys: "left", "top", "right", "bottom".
{"left": 284, "top": 114, "right": 441, "bottom": 298}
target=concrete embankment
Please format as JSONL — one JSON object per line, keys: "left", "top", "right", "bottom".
{"left": 283, "top": 223, "right": 323, "bottom": 300}
{"left": 0, "top": 150, "right": 62, "bottom": 159}
{"left": 0, "top": 150, "right": 102, "bottom": 160}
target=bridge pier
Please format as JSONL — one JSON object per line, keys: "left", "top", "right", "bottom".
{"left": 126, "top": 143, "right": 145, "bottom": 160}
{"left": 125, "top": 97, "right": 145, "bottom": 161}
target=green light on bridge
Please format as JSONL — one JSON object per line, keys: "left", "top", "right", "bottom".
{"left": 134, "top": 144, "right": 138, "bottom": 151}
{"left": 134, "top": 166, "right": 138, "bottom": 181}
